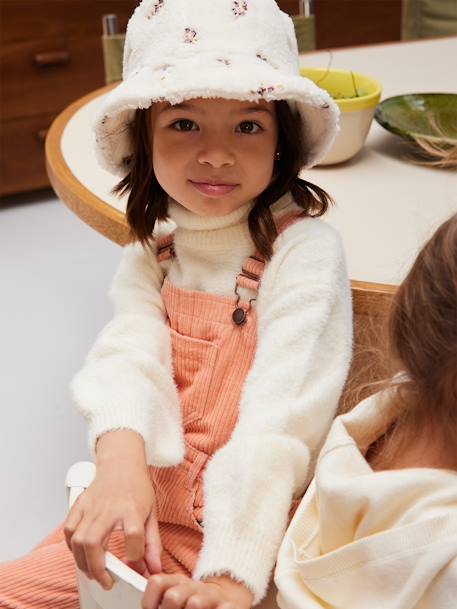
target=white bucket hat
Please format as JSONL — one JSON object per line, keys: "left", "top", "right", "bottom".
{"left": 94, "top": 0, "right": 340, "bottom": 177}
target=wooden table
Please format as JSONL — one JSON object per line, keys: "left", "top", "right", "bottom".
{"left": 46, "top": 37, "right": 457, "bottom": 315}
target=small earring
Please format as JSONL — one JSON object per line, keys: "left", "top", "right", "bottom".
{"left": 275, "top": 151, "right": 281, "bottom": 161}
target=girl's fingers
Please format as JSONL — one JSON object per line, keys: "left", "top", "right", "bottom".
{"left": 82, "top": 516, "right": 115, "bottom": 590}
{"left": 184, "top": 594, "right": 213, "bottom": 609}
{"left": 69, "top": 513, "right": 111, "bottom": 586}
{"left": 63, "top": 501, "right": 84, "bottom": 552}
{"left": 69, "top": 518, "right": 96, "bottom": 577}
{"left": 160, "top": 585, "right": 189, "bottom": 609}
{"left": 161, "top": 584, "right": 206, "bottom": 609}
{"left": 142, "top": 574, "right": 189, "bottom": 609}
{"left": 144, "top": 512, "right": 162, "bottom": 574}
{"left": 124, "top": 556, "right": 149, "bottom": 577}
{"left": 123, "top": 512, "right": 146, "bottom": 564}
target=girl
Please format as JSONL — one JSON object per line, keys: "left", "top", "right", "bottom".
{"left": 275, "top": 212, "right": 457, "bottom": 609}
{"left": 0, "top": 1, "right": 352, "bottom": 607}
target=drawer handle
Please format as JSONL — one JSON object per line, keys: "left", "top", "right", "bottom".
{"left": 36, "top": 129, "right": 49, "bottom": 143}
{"left": 34, "top": 51, "right": 70, "bottom": 67}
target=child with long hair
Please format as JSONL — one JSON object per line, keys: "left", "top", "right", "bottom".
{"left": 0, "top": 1, "right": 352, "bottom": 608}
{"left": 275, "top": 213, "right": 457, "bottom": 609}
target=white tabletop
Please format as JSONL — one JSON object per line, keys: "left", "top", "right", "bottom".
{"left": 61, "top": 38, "right": 457, "bottom": 285}
{"left": 301, "top": 38, "right": 457, "bottom": 284}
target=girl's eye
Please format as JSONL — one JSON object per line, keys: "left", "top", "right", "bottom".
{"left": 237, "top": 121, "right": 262, "bottom": 134}
{"left": 172, "top": 119, "right": 199, "bottom": 131}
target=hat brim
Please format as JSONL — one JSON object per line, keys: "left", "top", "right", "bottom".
{"left": 94, "top": 52, "right": 339, "bottom": 177}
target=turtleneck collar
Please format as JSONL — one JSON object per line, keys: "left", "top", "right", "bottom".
{"left": 167, "top": 191, "right": 296, "bottom": 231}
{"left": 164, "top": 192, "right": 298, "bottom": 251}
{"left": 167, "top": 198, "right": 253, "bottom": 232}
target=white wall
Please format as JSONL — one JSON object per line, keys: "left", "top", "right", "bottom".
{"left": 0, "top": 191, "right": 121, "bottom": 561}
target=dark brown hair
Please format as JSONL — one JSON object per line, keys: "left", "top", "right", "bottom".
{"left": 353, "top": 214, "right": 457, "bottom": 468}
{"left": 112, "top": 100, "right": 333, "bottom": 259}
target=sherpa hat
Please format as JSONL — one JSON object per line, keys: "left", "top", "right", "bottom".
{"left": 94, "top": 0, "right": 340, "bottom": 177}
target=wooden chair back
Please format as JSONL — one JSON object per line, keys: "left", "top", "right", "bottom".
{"left": 342, "top": 281, "right": 395, "bottom": 412}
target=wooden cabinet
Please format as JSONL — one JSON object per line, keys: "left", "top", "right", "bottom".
{"left": 314, "top": 1, "right": 402, "bottom": 49}
{"left": 0, "top": 0, "right": 137, "bottom": 196}
{"left": 281, "top": 1, "right": 402, "bottom": 48}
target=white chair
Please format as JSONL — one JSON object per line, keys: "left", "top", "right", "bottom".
{"left": 66, "top": 461, "right": 146, "bottom": 609}
{"left": 66, "top": 461, "right": 280, "bottom": 609}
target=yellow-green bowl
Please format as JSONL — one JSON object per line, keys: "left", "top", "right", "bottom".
{"left": 301, "top": 67, "right": 382, "bottom": 164}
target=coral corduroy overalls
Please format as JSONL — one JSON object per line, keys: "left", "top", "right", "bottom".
{"left": 0, "top": 213, "right": 300, "bottom": 609}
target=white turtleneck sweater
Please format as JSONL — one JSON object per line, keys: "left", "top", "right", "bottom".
{"left": 71, "top": 191, "right": 352, "bottom": 604}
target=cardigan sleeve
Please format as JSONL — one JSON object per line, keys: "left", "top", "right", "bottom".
{"left": 70, "top": 240, "right": 184, "bottom": 467}
{"left": 194, "top": 218, "right": 353, "bottom": 604}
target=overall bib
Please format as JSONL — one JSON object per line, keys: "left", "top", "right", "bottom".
{"left": 0, "top": 213, "right": 300, "bottom": 608}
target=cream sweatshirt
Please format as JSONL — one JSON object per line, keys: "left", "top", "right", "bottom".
{"left": 71, "top": 191, "right": 353, "bottom": 604}
{"left": 275, "top": 390, "right": 457, "bottom": 609}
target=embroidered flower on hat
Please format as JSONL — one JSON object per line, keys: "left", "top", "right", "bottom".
{"left": 146, "top": 0, "right": 165, "bottom": 18}
{"left": 184, "top": 28, "right": 198, "bottom": 43}
{"left": 232, "top": 0, "right": 248, "bottom": 17}
{"left": 257, "top": 85, "right": 276, "bottom": 97}
{"left": 256, "top": 52, "right": 278, "bottom": 69}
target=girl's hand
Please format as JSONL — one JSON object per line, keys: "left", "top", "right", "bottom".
{"left": 63, "top": 430, "right": 161, "bottom": 590}
{"left": 142, "top": 574, "right": 254, "bottom": 609}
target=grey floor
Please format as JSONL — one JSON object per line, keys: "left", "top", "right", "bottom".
{"left": 0, "top": 190, "right": 122, "bottom": 562}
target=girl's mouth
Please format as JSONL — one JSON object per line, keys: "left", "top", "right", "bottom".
{"left": 189, "top": 181, "right": 239, "bottom": 196}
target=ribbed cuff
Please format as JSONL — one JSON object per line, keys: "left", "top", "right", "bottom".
{"left": 194, "top": 524, "right": 284, "bottom": 605}
{"left": 85, "top": 408, "right": 185, "bottom": 467}
{"left": 86, "top": 409, "right": 154, "bottom": 462}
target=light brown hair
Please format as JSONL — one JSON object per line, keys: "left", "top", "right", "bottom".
{"left": 112, "top": 100, "right": 333, "bottom": 259}
{"left": 360, "top": 214, "right": 457, "bottom": 468}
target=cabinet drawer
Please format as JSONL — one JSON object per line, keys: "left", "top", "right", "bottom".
{"left": 0, "top": 1, "right": 137, "bottom": 44}
{"left": 0, "top": 114, "right": 56, "bottom": 196}
{"left": 0, "top": 35, "right": 105, "bottom": 121}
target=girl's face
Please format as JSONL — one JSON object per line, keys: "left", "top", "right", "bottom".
{"left": 150, "top": 97, "right": 278, "bottom": 216}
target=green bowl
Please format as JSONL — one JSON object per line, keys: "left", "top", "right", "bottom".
{"left": 375, "top": 93, "right": 457, "bottom": 145}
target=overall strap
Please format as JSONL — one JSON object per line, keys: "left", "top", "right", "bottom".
{"left": 156, "top": 233, "right": 175, "bottom": 262}
{"left": 236, "top": 255, "right": 265, "bottom": 293}
{"left": 235, "top": 212, "right": 305, "bottom": 295}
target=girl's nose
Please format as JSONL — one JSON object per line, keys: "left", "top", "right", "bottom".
{"left": 196, "top": 144, "right": 235, "bottom": 168}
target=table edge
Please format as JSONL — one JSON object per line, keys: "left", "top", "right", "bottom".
{"left": 45, "top": 83, "right": 131, "bottom": 246}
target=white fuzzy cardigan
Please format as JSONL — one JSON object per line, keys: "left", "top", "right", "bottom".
{"left": 71, "top": 192, "right": 353, "bottom": 604}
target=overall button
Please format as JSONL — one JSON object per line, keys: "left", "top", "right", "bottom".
{"left": 232, "top": 307, "right": 247, "bottom": 325}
